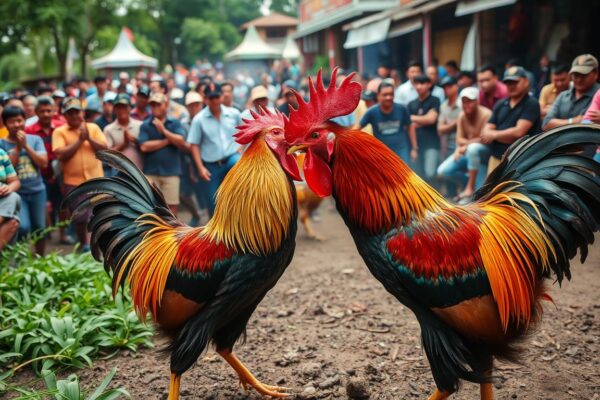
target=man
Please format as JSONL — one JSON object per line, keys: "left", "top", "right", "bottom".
{"left": 543, "top": 54, "right": 600, "bottom": 130}
{"left": 480, "top": 66, "right": 541, "bottom": 174}
{"left": 477, "top": 65, "right": 508, "bottom": 110}
{"left": 394, "top": 61, "right": 424, "bottom": 106}
{"left": 181, "top": 90, "right": 206, "bottom": 226}
{"left": 0, "top": 106, "right": 48, "bottom": 254}
{"left": 0, "top": 146, "right": 20, "bottom": 250}
{"left": 241, "top": 85, "right": 271, "bottom": 120}
{"left": 84, "top": 98, "right": 102, "bottom": 123}
{"left": 104, "top": 93, "right": 143, "bottom": 170}
{"left": 359, "top": 80, "right": 413, "bottom": 163}
{"left": 539, "top": 64, "right": 571, "bottom": 118}
{"left": 86, "top": 76, "right": 109, "bottom": 107}
{"left": 437, "top": 76, "right": 461, "bottom": 197}
{"left": 426, "top": 65, "right": 446, "bottom": 102}
{"left": 277, "top": 80, "right": 299, "bottom": 117}
{"left": 23, "top": 95, "right": 38, "bottom": 127}
{"left": 151, "top": 79, "right": 189, "bottom": 123}
{"left": 187, "top": 83, "right": 242, "bottom": 216}
{"left": 437, "top": 87, "right": 492, "bottom": 200}
{"left": 583, "top": 89, "right": 600, "bottom": 162}
{"left": 25, "top": 96, "right": 71, "bottom": 245}
{"left": 131, "top": 85, "right": 150, "bottom": 121}
{"left": 221, "top": 82, "right": 236, "bottom": 109}
{"left": 138, "top": 92, "right": 187, "bottom": 215}
{"left": 353, "top": 90, "right": 377, "bottom": 135}
{"left": 444, "top": 60, "right": 460, "bottom": 79}
{"left": 52, "top": 98, "right": 108, "bottom": 251}
{"left": 457, "top": 70, "right": 476, "bottom": 90}
{"left": 94, "top": 92, "right": 116, "bottom": 130}
{"left": 377, "top": 64, "right": 391, "bottom": 79}
{"left": 407, "top": 74, "right": 441, "bottom": 188}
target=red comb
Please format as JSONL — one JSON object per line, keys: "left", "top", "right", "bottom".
{"left": 234, "top": 107, "right": 287, "bottom": 145}
{"left": 285, "top": 67, "right": 362, "bottom": 141}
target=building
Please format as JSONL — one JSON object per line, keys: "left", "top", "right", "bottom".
{"left": 296, "top": 0, "right": 600, "bottom": 78}
{"left": 241, "top": 12, "right": 300, "bottom": 58}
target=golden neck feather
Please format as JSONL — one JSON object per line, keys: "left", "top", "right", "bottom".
{"left": 203, "top": 139, "right": 294, "bottom": 255}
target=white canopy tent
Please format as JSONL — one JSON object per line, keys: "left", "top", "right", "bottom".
{"left": 224, "top": 26, "right": 281, "bottom": 61}
{"left": 91, "top": 28, "right": 158, "bottom": 70}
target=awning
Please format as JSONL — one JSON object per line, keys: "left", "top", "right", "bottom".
{"left": 455, "top": 0, "right": 517, "bottom": 17}
{"left": 343, "top": 18, "right": 391, "bottom": 49}
{"left": 388, "top": 17, "right": 422, "bottom": 39}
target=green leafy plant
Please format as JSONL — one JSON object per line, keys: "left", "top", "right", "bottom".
{"left": 0, "top": 234, "right": 154, "bottom": 376}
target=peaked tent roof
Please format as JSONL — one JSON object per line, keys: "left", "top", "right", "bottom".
{"left": 224, "top": 26, "right": 281, "bottom": 61}
{"left": 241, "top": 12, "right": 299, "bottom": 30}
{"left": 281, "top": 35, "right": 301, "bottom": 60}
{"left": 91, "top": 28, "right": 158, "bottom": 70}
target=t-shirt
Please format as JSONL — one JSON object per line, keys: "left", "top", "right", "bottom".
{"left": 52, "top": 123, "right": 107, "bottom": 186}
{"left": 104, "top": 119, "right": 143, "bottom": 169}
{"left": 360, "top": 104, "right": 411, "bottom": 156}
{"left": 438, "top": 100, "right": 461, "bottom": 149}
{"left": 488, "top": 94, "right": 541, "bottom": 158}
{"left": 138, "top": 117, "right": 186, "bottom": 176}
{"left": 407, "top": 95, "right": 441, "bottom": 150}
{"left": 0, "top": 148, "right": 16, "bottom": 184}
{"left": 0, "top": 135, "right": 46, "bottom": 194}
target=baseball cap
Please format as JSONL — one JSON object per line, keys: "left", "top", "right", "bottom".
{"left": 283, "top": 80, "right": 298, "bottom": 93}
{"left": 503, "top": 66, "right": 528, "bottom": 82}
{"left": 103, "top": 91, "right": 117, "bottom": 103}
{"left": 119, "top": 71, "right": 130, "bottom": 80}
{"left": 149, "top": 92, "right": 168, "bottom": 104}
{"left": 84, "top": 97, "right": 101, "bottom": 112}
{"left": 185, "top": 91, "right": 203, "bottom": 105}
{"left": 361, "top": 90, "right": 377, "bottom": 102}
{"left": 440, "top": 76, "right": 457, "bottom": 87}
{"left": 459, "top": 87, "right": 479, "bottom": 101}
{"left": 62, "top": 97, "right": 83, "bottom": 113}
{"left": 114, "top": 93, "right": 131, "bottom": 106}
{"left": 569, "top": 54, "right": 599, "bottom": 75}
{"left": 137, "top": 85, "right": 150, "bottom": 97}
{"left": 203, "top": 83, "right": 222, "bottom": 98}
{"left": 413, "top": 74, "right": 431, "bottom": 84}
{"left": 249, "top": 85, "right": 269, "bottom": 102}
{"left": 52, "top": 90, "right": 66, "bottom": 99}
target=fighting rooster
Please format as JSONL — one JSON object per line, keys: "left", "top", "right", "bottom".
{"left": 285, "top": 69, "right": 600, "bottom": 400}
{"left": 64, "top": 109, "right": 301, "bottom": 399}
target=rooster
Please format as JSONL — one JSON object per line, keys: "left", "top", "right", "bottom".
{"left": 285, "top": 69, "right": 600, "bottom": 400}
{"left": 64, "top": 109, "right": 301, "bottom": 399}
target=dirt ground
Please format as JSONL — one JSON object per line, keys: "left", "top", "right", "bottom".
{"left": 8, "top": 202, "right": 600, "bottom": 399}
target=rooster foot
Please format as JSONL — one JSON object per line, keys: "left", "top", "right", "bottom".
{"left": 427, "top": 389, "right": 450, "bottom": 400}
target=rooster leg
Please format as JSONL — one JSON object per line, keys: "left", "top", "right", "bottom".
{"left": 167, "top": 373, "right": 181, "bottom": 400}
{"left": 427, "top": 389, "right": 450, "bottom": 400}
{"left": 480, "top": 369, "right": 494, "bottom": 400}
{"left": 301, "top": 215, "right": 325, "bottom": 241}
{"left": 218, "top": 350, "right": 290, "bottom": 397}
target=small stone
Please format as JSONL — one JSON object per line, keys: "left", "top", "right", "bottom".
{"left": 300, "top": 362, "right": 323, "bottom": 378}
{"left": 346, "top": 377, "right": 370, "bottom": 399}
{"left": 318, "top": 375, "right": 340, "bottom": 389}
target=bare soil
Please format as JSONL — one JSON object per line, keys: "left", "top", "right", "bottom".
{"left": 7, "top": 203, "right": 600, "bottom": 399}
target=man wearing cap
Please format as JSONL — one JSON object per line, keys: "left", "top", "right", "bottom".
{"left": 480, "top": 66, "right": 541, "bottom": 174}
{"left": 131, "top": 85, "right": 151, "bottom": 121}
{"left": 543, "top": 54, "right": 600, "bottom": 131}
{"left": 94, "top": 92, "right": 116, "bottom": 130}
{"left": 353, "top": 89, "right": 376, "bottom": 135}
{"left": 437, "top": 76, "right": 461, "bottom": 197}
{"left": 86, "top": 76, "right": 110, "bottom": 110}
{"left": 359, "top": 80, "right": 412, "bottom": 162}
{"left": 52, "top": 98, "right": 108, "bottom": 250}
{"left": 241, "top": 85, "right": 272, "bottom": 120}
{"left": 187, "top": 83, "right": 242, "bottom": 216}
{"left": 437, "top": 87, "right": 492, "bottom": 201}
{"left": 277, "top": 80, "right": 299, "bottom": 117}
{"left": 407, "top": 74, "right": 441, "bottom": 188}
{"left": 104, "top": 93, "right": 143, "bottom": 170}
{"left": 138, "top": 92, "right": 187, "bottom": 214}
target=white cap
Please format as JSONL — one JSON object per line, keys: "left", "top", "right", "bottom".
{"left": 459, "top": 86, "right": 479, "bottom": 101}
{"left": 119, "top": 71, "right": 130, "bottom": 80}
{"left": 185, "top": 91, "right": 203, "bottom": 105}
{"left": 103, "top": 91, "right": 117, "bottom": 103}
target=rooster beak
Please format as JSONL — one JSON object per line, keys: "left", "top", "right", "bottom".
{"left": 287, "top": 144, "right": 308, "bottom": 155}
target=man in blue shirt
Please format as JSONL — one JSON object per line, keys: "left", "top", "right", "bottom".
{"left": 138, "top": 92, "right": 187, "bottom": 214}
{"left": 359, "top": 80, "right": 414, "bottom": 163}
{"left": 187, "top": 83, "right": 242, "bottom": 216}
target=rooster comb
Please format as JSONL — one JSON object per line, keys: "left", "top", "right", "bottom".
{"left": 234, "top": 107, "right": 287, "bottom": 145}
{"left": 285, "top": 67, "right": 362, "bottom": 141}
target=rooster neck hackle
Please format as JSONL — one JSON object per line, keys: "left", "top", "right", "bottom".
{"left": 332, "top": 130, "right": 447, "bottom": 233}
{"left": 203, "top": 138, "right": 294, "bottom": 255}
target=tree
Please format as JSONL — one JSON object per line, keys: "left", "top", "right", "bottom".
{"left": 180, "top": 18, "right": 240, "bottom": 64}
{"left": 269, "top": 0, "right": 299, "bottom": 17}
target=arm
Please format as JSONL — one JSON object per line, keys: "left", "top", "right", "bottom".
{"left": 190, "top": 144, "right": 211, "bottom": 181}
{"left": 0, "top": 175, "right": 20, "bottom": 197}
{"left": 153, "top": 118, "right": 187, "bottom": 150}
{"left": 480, "top": 120, "right": 533, "bottom": 144}
{"left": 408, "top": 123, "right": 418, "bottom": 162}
{"left": 140, "top": 139, "right": 170, "bottom": 153}
{"left": 87, "top": 134, "right": 108, "bottom": 152}
{"left": 437, "top": 115, "right": 457, "bottom": 136}
{"left": 411, "top": 109, "right": 439, "bottom": 126}
{"left": 542, "top": 94, "right": 581, "bottom": 130}
{"left": 54, "top": 137, "right": 83, "bottom": 161}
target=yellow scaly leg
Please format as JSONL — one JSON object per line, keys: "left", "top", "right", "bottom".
{"left": 428, "top": 389, "right": 451, "bottom": 400}
{"left": 167, "top": 373, "right": 181, "bottom": 400}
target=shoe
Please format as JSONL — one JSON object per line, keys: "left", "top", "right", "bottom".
{"left": 80, "top": 244, "right": 91, "bottom": 253}
{"left": 60, "top": 236, "right": 76, "bottom": 245}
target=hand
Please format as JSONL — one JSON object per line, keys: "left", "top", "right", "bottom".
{"left": 198, "top": 165, "right": 211, "bottom": 181}
{"left": 79, "top": 124, "right": 89, "bottom": 142}
{"left": 480, "top": 130, "right": 495, "bottom": 145}
{"left": 16, "top": 130, "right": 26, "bottom": 147}
{"left": 588, "top": 110, "right": 600, "bottom": 124}
{"left": 453, "top": 149, "right": 462, "bottom": 161}
{"left": 410, "top": 148, "right": 418, "bottom": 163}
{"left": 153, "top": 118, "right": 165, "bottom": 134}
{"left": 0, "top": 184, "right": 12, "bottom": 197}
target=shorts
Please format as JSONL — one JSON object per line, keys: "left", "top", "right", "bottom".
{"left": 0, "top": 191, "right": 21, "bottom": 221}
{"left": 146, "top": 175, "right": 180, "bottom": 206}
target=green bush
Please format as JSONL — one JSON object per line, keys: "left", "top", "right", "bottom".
{"left": 0, "top": 238, "right": 154, "bottom": 374}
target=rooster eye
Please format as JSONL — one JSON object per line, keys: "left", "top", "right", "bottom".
{"left": 311, "top": 132, "right": 319, "bottom": 139}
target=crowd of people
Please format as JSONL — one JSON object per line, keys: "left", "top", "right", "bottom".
{"left": 0, "top": 53, "right": 598, "bottom": 253}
